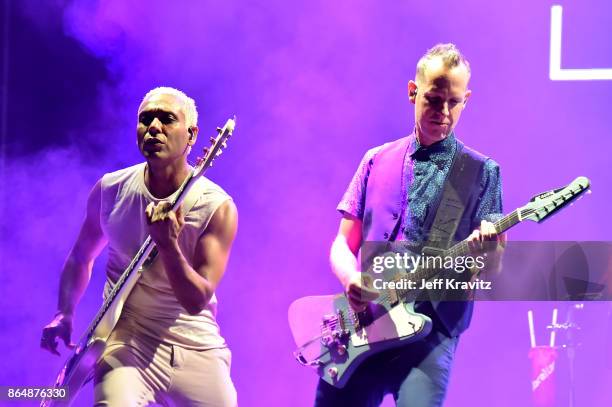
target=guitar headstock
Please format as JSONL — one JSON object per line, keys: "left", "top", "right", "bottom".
{"left": 518, "top": 176, "right": 591, "bottom": 223}
{"left": 194, "top": 116, "right": 236, "bottom": 174}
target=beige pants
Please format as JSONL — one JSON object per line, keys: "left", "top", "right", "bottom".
{"left": 93, "top": 321, "right": 237, "bottom": 407}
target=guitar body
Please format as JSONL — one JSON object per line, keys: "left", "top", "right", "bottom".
{"left": 288, "top": 294, "right": 431, "bottom": 388}
{"left": 41, "top": 269, "right": 144, "bottom": 406}
{"left": 41, "top": 339, "right": 105, "bottom": 407}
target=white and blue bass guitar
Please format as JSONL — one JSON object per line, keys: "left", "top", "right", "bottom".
{"left": 288, "top": 176, "right": 590, "bottom": 388}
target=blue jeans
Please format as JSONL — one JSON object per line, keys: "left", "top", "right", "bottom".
{"left": 314, "top": 329, "right": 458, "bottom": 407}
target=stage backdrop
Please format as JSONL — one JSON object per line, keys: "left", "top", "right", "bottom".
{"left": 1, "top": 1, "right": 611, "bottom": 406}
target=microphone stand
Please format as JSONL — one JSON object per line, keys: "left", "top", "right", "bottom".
{"left": 547, "top": 303, "right": 583, "bottom": 407}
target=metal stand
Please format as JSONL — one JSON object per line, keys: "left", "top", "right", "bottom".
{"left": 547, "top": 303, "right": 583, "bottom": 407}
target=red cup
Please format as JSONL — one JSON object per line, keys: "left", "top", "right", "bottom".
{"left": 528, "top": 346, "right": 558, "bottom": 407}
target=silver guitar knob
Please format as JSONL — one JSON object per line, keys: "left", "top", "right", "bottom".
{"left": 327, "top": 367, "right": 338, "bottom": 378}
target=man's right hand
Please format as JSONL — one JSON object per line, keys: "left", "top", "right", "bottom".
{"left": 41, "top": 313, "right": 75, "bottom": 356}
{"left": 344, "top": 272, "right": 379, "bottom": 312}
{"left": 331, "top": 215, "right": 380, "bottom": 312}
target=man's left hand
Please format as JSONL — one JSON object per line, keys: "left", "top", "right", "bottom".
{"left": 145, "top": 202, "right": 184, "bottom": 250}
{"left": 467, "top": 220, "right": 506, "bottom": 255}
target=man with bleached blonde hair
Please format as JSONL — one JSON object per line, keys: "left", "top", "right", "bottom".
{"left": 41, "top": 87, "right": 238, "bottom": 406}
{"left": 315, "top": 43, "right": 505, "bottom": 406}
{"left": 139, "top": 86, "right": 199, "bottom": 128}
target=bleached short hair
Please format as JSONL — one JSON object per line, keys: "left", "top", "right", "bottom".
{"left": 139, "top": 87, "right": 198, "bottom": 128}
{"left": 416, "top": 43, "right": 471, "bottom": 83}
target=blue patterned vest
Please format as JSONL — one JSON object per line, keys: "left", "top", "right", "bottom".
{"left": 362, "top": 136, "right": 488, "bottom": 337}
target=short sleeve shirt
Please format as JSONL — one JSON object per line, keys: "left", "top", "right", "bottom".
{"left": 337, "top": 133, "right": 503, "bottom": 245}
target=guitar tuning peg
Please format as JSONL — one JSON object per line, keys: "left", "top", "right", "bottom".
{"left": 216, "top": 150, "right": 223, "bottom": 156}
{"left": 222, "top": 142, "right": 227, "bottom": 148}
{"left": 216, "top": 127, "right": 222, "bottom": 133}
{"left": 210, "top": 137, "right": 216, "bottom": 144}
{"left": 202, "top": 147, "right": 209, "bottom": 156}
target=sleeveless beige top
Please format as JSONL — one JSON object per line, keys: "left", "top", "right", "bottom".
{"left": 100, "top": 162, "right": 231, "bottom": 350}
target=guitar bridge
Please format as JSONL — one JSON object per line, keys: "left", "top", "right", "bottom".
{"left": 321, "top": 310, "right": 350, "bottom": 353}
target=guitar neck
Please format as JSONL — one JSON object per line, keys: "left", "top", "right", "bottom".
{"left": 401, "top": 209, "right": 521, "bottom": 285}
{"left": 444, "top": 208, "right": 520, "bottom": 258}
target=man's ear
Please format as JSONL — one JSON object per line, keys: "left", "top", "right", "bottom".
{"left": 462, "top": 89, "right": 472, "bottom": 109}
{"left": 408, "top": 80, "right": 418, "bottom": 104}
{"left": 188, "top": 126, "right": 199, "bottom": 145}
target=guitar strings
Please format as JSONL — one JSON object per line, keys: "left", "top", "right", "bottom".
{"left": 315, "top": 193, "right": 582, "bottom": 333}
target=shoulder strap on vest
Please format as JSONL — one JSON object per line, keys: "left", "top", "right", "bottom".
{"left": 424, "top": 140, "right": 485, "bottom": 249}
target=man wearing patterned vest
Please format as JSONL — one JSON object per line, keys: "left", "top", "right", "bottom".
{"left": 315, "top": 44, "right": 506, "bottom": 406}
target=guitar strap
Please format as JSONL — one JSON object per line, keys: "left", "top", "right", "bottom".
{"left": 422, "top": 141, "right": 484, "bottom": 250}
{"left": 181, "top": 173, "right": 207, "bottom": 215}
